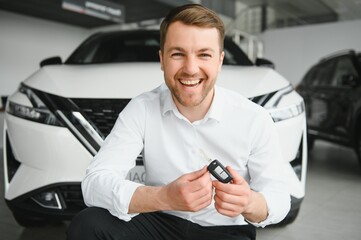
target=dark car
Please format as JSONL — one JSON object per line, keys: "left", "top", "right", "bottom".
{"left": 297, "top": 50, "right": 361, "bottom": 165}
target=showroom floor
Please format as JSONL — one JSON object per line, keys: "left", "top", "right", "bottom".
{"left": 1, "top": 111, "right": 361, "bottom": 240}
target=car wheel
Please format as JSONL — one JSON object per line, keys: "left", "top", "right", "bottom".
{"left": 307, "top": 134, "right": 315, "bottom": 152}
{"left": 278, "top": 208, "right": 300, "bottom": 226}
{"left": 356, "top": 129, "right": 361, "bottom": 167}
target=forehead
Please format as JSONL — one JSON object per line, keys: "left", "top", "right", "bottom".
{"left": 164, "top": 21, "right": 221, "bottom": 51}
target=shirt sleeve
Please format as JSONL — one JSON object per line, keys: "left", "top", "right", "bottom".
{"left": 247, "top": 111, "right": 291, "bottom": 227}
{"left": 81, "top": 97, "right": 146, "bottom": 221}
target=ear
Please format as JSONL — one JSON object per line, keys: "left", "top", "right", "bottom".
{"left": 159, "top": 50, "right": 164, "bottom": 71}
{"left": 218, "top": 51, "right": 225, "bottom": 71}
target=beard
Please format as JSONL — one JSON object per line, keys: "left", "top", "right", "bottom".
{"left": 168, "top": 71, "right": 215, "bottom": 108}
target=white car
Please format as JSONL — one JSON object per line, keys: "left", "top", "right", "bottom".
{"left": 3, "top": 29, "right": 307, "bottom": 227}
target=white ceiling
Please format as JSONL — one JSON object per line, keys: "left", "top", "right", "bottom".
{"left": 239, "top": 0, "right": 361, "bottom": 22}
{"left": 0, "top": 0, "right": 360, "bottom": 29}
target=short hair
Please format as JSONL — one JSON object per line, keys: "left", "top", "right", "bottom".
{"left": 160, "top": 4, "right": 225, "bottom": 52}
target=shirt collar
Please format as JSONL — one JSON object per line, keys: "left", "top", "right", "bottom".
{"left": 206, "top": 85, "right": 224, "bottom": 123}
{"left": 161, "top": 84, "right": 224, "bottom": 123}
{"left": 161, "top": 85, "right": 176, "bottom": 116}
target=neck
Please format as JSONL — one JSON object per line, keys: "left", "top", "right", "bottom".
{"left": 175, "top": 89, "right": 214, "bottom": 123}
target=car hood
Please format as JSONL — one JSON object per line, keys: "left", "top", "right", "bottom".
{"left": 24, "top": 62, "right": 290, "bottom": 98}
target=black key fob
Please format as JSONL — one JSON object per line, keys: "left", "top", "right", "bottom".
{"left": 207, "top": 159, "right": 233, "bottom": 183}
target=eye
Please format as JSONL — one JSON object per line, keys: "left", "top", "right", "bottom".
{"left": 171, "top": 52, "right": 184, "bottom": 58}
{"left": 199, "top": 53, "right": 212, "bottom": 59}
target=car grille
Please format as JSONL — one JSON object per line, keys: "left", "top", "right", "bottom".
{"left": 66, "top": 95, "right": 276, "bottom": 155}
{"left": 58, "top": 185, "right": 86, "bottom": 210}
{"left": 71, "top": 98, "right": 131, "bottom": 138}
{"left": 71, "top": 93, "right": 276, "bottom": 140}
{"left": 36, "top": 90, "right": 279, "bottom": 156}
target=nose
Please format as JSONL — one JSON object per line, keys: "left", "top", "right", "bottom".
{"left": 183, "top": 55, "right": 199, "bottom": 76}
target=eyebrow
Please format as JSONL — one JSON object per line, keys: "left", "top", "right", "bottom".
{"left": 198, "top": 48, "right": 215, "bottom": 53}
{"left": 166, "top": 47, "right": 184, "bottom": 53}
{"left": 166, "top": 47, "right": 215, "bottom": 53}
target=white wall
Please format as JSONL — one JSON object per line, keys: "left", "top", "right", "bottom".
{"left": 2, "top": 9, "right": 361, "bottom": 96}
{"left": 0, "top": 10, "right": 89, "bottom": 96}
{"left": 260, "top": 19, "right": 361, "bottom": 86}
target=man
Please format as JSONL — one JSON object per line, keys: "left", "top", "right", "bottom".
{"left": 67, "top": 4, "right": 290, "bottom": 240}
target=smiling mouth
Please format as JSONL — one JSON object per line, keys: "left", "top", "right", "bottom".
{"left": 179, "top": 79, "right": 203, "bottom": 87}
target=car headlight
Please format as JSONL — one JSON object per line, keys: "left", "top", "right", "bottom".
{"left": 268, "top": 101, "right": 305, "bottom": 122}
{"left": 7, "top": 85, "right": 63, "bottom": 126}
{"left": 263, "top": 85, "right": 305, "bottom": 122}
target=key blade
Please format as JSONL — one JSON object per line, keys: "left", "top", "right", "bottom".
{"left": 198, "top": 149, "right": 212, "bottom": 162}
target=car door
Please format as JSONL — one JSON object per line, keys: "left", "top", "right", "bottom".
{"left": 307, "top": 55, "right": 359, "bottom": 144}
{"left": 330, "top": 55, "right": 361, "bottom": 143}
{"left": 305, "top": 59, "right": 336, "bottom": 137}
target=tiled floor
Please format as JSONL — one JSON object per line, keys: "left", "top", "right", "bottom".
{"left": 257, "top": 141, "right": 361, "bottom": 240}
{"left": 1, "top": 111, "right": 361, "bottom": 239}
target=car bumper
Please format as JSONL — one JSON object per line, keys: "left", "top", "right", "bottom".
{"left": 3, "top": 113, "right": 92, "bottom": 201}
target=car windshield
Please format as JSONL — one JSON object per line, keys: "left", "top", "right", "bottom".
{"left": 65, "top": 30, "right": 253, "bottom": 66}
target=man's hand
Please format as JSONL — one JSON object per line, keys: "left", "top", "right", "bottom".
{"left": 129, "top": 166, "right": 213, "bottom": 213}
{"left": 162, "top": 166, "right": 213, "bottom": 212}
{"left": 212, "top": 166, "right": 268, "bottom": 223}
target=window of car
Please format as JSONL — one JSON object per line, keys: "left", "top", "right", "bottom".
{"left": 330, "top": 56, "right": 358, "bottom": 87}
{"left": 65, "top": 31, "right": 253, "bottom": 66}
{"left": 308, "top": 60, "right": 335, "bottom": 87}
{"left": 301, "top": 66, "right": 316, "bottom": 86}
{"left": 357, "top": 53, "right": 361, "bottom": 64}
{"left": 67, "top": 32, "right": 161, "bottom": 64}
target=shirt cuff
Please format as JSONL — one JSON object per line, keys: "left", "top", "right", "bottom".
{"left": 247, "top": 191, "right": 291, "bottom": 228}
{"left": 110, "top": 181, "right": 144, "bottom": 221}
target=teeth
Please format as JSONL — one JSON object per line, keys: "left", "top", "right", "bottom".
{"left": 180, "top": 80, "right": 200, "bottom": 86}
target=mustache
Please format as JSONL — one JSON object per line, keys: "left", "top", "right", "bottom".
{"left": 175, "top": 72, "right": 207, "bottom": 79}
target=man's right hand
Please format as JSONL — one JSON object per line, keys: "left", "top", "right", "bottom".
{"left": 161, "top": 166, "right": 213, "bottom": 212}
{"left": 129, "top": 166, "right": 213, "bottom": 213}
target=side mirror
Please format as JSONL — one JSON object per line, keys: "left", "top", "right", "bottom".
{"left": 255, "top": 58, "right": 275, "bottom": 69}
{"left": 0, "top": 96, "right": 8, "bottom": 111}
{"left": 340, "top": 74, "right": 359, "bottom": 87}
{"left": 40, "top": 56, "right": 62, "bottom": 67}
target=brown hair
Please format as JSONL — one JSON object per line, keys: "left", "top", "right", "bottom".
{"left": 160, "top": 4, "right": 225, "bottom": 52}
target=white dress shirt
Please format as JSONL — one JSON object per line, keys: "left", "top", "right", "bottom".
{"left": 82, "top": 83, "right": 291, "bottom": 228}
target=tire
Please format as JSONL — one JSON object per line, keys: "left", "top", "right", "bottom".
{"left": 307, "top": 134, "right": 315, "bottom": 152}
{"left": 356, "top": 130, "right": 361, "bottom": 167}
{"left": 278, "top": 208, "right": 300, "bottom": 226}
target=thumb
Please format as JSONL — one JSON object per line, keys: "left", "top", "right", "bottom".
{"left": 226, "top": 166, "right": 245, "bottom": 185}
{"left": 184, "top": 166, "right": 208, "bottom": 181}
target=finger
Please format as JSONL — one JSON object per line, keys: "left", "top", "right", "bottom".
{"left": 214, "top": 192, "right": 247, "bottom": 215}
{"left": 214, "top": 203, "right": 240, "bottom": 217}
{"left": 188, "top": 192, "right": 213, "bottom": 211}
{"left": 214, "top": 189, "right": 249, "bottom": 208}
{"left": 212, "top": 180, "right": 242, "bottom": 195}
{"left": 214, "top": 195, "right": 239, "bottom": 212}
{"left": 197, "top": 169, "right": 211, "bottom": 182}
{"left": 187, "top": 173, "right": 212, "bottom": 193}
{"left": 183, "top": 166, "right": 208, "bottom": 181}
{"left": 180, "top": 182, "right": 213, "bottom": 211}
{"left": 226, "top": 166, "right": 246, "bottom": 185}
{"left": 214, "top": 188, "right": 242, "bottom": 203}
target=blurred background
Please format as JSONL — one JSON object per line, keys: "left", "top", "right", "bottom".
{"left": 1, "top": 0, "right": 361, "bottom": 239}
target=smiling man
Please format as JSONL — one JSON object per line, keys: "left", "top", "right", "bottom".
{"left": 67, "top": 4, "right": 290, "bottom": 240}
{"left": 160, "top": 20, "right": 224, "bottom": 122}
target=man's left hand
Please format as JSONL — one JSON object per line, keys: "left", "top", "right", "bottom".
{"left": 212, "top": 166, "right": 268, "bottom": 222}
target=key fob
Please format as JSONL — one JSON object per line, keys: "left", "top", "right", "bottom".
{"left": 207, "top": 159, "right": 233, "bottom": 183}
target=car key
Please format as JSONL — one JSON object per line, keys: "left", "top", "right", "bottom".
{"left": 207, "top": 159, "right": 233, "bottom": 183}
{"left": 199, "top": 149, "right": 233, "bottom": 183}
